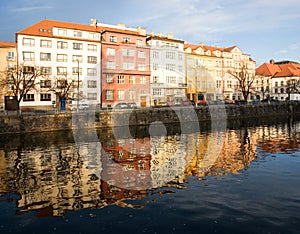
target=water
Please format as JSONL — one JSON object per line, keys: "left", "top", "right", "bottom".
{"left": 0, "top": 118, "right": 300, "bottom": 234}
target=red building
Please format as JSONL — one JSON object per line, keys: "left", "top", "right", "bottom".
{"left": 97, "top": 22, "right": 151, "bottom": 108}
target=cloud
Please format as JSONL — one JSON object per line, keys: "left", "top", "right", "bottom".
{"left": 12, "top": 5, "right": 53, "bottom": 12}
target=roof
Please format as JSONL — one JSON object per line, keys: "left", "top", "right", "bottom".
{"left": 0, "top": 41, "right": 17, "bottom": 47}
{"left": 17, "top": 19, "right": 147, "bottom": 39}
{"left": 256, "top": 61, "right": 300, "bottom": 77}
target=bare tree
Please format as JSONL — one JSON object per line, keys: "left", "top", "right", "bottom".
{"left": 0, "top": 64, "right": 41, "bottom": 110}
{"left": 228, "top": 64, "right": 255, "bottom": 101}
{"left": 48, "top": 77, "right": 75, "bottom": 112}
{"left": 286, "top": 78, "right": 300, "bottom": 101}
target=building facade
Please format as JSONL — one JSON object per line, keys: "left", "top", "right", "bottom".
{"left": 147, "top": 33, "right": 186, "bottom": 106}
{"left": 16, "top": 19, "right": 102, "bottom": 110}
{"left": 0, "top": 42, "right": 17, "bottom": 110}
{"left": 97, "top": 21, "right": 151, "bottom": 108}
{"left": 256, "top": 60, "right": 300, "bottom": 101}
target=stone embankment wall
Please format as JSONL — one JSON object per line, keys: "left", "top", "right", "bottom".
{"left": 0, "top": 102, "right": 299, "bottom": 134}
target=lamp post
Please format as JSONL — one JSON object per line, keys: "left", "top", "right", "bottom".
{"left": 77, "top": 59, "right": 79, "bottom": 112}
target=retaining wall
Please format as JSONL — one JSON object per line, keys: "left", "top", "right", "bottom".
{"left": 0, "top": 102, "right": 299, "bottom": 134}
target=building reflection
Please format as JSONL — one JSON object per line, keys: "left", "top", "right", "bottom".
{"left": 0, "top": 122, "right": 299, "bottom": 216}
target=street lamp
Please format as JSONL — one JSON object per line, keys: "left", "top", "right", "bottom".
{"left": 77, "top": 59, "right": 80, "bottom": 112}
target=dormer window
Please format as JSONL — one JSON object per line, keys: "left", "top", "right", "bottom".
{"left": 123, "top": 37, "right": 131, "bottom": 43}
{"left": 74, "top": 31, "right": 82, "bottom": 38}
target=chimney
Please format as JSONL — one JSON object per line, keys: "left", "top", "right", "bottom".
{"left": 150, "top": 30, "right": 155, "bottom": 36}
{"left": 270, "top": 59, "right": 275, "bottom": 64}
{"left": 117, "top": 23, "right": 126, "bottom": 28}
{"left": 158, "top": 32, "right": 162, "bottom": 37}
{"left": 90, "top": 18, "right": 97, "bottom": 27}
{"left": 166, "top": 33, "right": 173, "bottom": 39}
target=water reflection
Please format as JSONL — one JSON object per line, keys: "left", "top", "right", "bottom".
{"left": 0, "top": 120, "right": 299, "bottom": 217}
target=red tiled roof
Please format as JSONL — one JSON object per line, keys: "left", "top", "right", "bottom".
{"left": 0, "top": 41, "right": 17, "bottom": 47}
{"left": 17, "top": 19, "right": 147, "bottom": 39}
{"left": 256, "top": 62, "right": 300, "bottom": 77}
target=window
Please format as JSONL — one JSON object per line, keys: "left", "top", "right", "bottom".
{"left": 117, "top": 90, "right": 125, "bottom": 100}
{"left": 40, "top": 52, "right": 51, "bottom": 61}
{"left": 87, "top": 93, "right": 97, "bottom": 100}
{"left": 7, "top": 51, "right": 15, "bottom": 60}
{"left": 138, "top": 51, "right": 145, "bottom": 58}
{"left": 57, "top": 41, "right": 68, "bottom": 49}
{"left": 87, "top": 68, "right": 97, "bottom": 76}
{"left": 74, "top": 31, "right": 82, "bottom": 37}
{"left": 152, "top": 88, "right": 162, "bottom": 96}
{"left": 57, "top": 54, "right": 68, "bottom": 62}
{"left": 40, "top": 67, "right": 52, "bottom": 75}
{"left": 107, "top": 48, "right": 115, "bottom": 56}
{"left": 73, "top": 42, "right": 83, "bottom": 50}
{"left": 23, "top": 66, "right": 34, "bottom": 74}
{"left": 87, "top": 56, "right": 97, "bottom": 64}
{"left": 216, "top": 80, "right": 222, "bottom": 88}
{"left": 87, "top": 80, "right": 97, "bottom": 88}
{"left": 129, "top": 76, "right": 135, "bottom": 84}
{"left": 166, "top": 52, "right": 175, "bottom": 59}
{"left": 7, "top": 63, "right": 15, "bottom": 71}
{"left": 109, "top": 36, "right": 117, "bottom": 43}
{"left": 140, "top": 76, "right": 146, "bottom": 84}
{"left": 89, "top": 33, "right": 99, "bottom": 40}
{"left": 40, "top": 40, "right": 52, "bottom": 48}
{"left": 72, "top": 55, "right": 83, "bottom": 63}
{"left": 138, "top": 64, "right": 146, "bottom": 71}
{"left": 166, "top": 64, "right": 175, "bottom": 71}
{"left": 153, "top": 51, "right": 159, "bottom": 58}
{"left": 57, "top": 67, "right": 67, "bottom": 75}
{"left": 23, "top": 52, "right": 35, "bottom": 61}
{"left": 129, "top": 90, "right": 136, "bottom": 100}
{"left": 88, "top": 44, "right": 97, "bottom": 52}
{"left": 22, "top": 38, "right": 35, "bottom": 46}
{"left": 152, "top": 64, "right": 158, "bottom": 70}
{"left": 72, "top": 67, "right": 82, "bottom": 75}
{"left": 123, "top": 37, "right": 131, "bottom": 43}
{"left": 58, "top": 29, "right": 67, "bottom": 36}
{"left": 24, "top": 94, "right": 34, "bottom": 101}
{"left": 57, "top": 79, "right": 68, "bottom": 88}
{"left": 166, "top": 76, "right": 176, "bottom": 84}
{"left": 122, "top": 48, "right": 135, "bottom": 56}
{"left": 178, "top": 65, "right": 183, "bottom": 73}
{"left": 40, "top": 93, "right": 51, "bottom": 101}
{"left": 106, "top": 74, "right": 114, "bottom": 84}
{"left": 117, "top": 75, "right": 125, "bottom": 84}
{"left": 227, "top": 80, "right": 232, "bottom": 89}
{"left": 106, "top": 61, "right": 116, "bottom": 69}
{"left": 275, "top": 82, "right": 278, "bottom": 87}
{"left": 137, "top": 39, "right": 143, "bottom": 46}
{"left": 40, "top": 80, "right": 51, "bottom": 88}
{"left": 153, "top": 76, "right": 159, "bottom": 83}
{"left": 123, "top": 62, "right": 134, "bottom": 70}
{"left": 105, "top": 90, "right": 114, "bottom": 100}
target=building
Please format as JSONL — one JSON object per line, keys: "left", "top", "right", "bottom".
{"left": 184, "top": 43, "right": 256, "bottom": 102}
{"left": 184, "top": 43, "right": 218, "bottom": 102}
{"left": 147, "top": 32, "right": 186, "bottom": 106}
{"left": 256, "top": 60, "right": 300, "bottom": 101}
{"left": 0, "top": 41, "right": 17, "bottom": 110}
{"left": 16, "top": 19, "right": 102, "bottom": 110}
{"left": 96, "top": 20, "right": 151, "bottom": 108}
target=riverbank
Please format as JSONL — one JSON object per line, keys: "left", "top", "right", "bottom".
{"left": 0, "top": 102, "right": 299, "bottom": 134}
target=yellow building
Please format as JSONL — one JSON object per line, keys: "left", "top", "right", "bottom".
{"left": 0, "top": 41, "right": 17, "bottom": 110}
{"left": 184, "top": 43, "right": 256, "bottom": 102}
{"left": 184, "top": 43, "right": 217, "bottom": 103}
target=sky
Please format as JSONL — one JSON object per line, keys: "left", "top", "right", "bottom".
{"left": 0, "top": 0, "right": 300, "bottom": 66}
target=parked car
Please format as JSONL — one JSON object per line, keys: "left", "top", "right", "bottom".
{"left": 70, "top": 103, "right": 89, "bottom": 111}
{"left": 197, "top": 101, "right": 208, "bottom": 106}
{"left": 156, "top": 101, "right": 169, "bottom": 107}
{"left": 114, "top": 102, "right": 129, "bottom": 109}
{"left": 181, "top": 100, "right": 195, "bottom": 106}
{"left": 127, "top": 102, "right": 137, "bottom": 109}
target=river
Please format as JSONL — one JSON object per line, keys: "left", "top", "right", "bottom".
{"left": 0, "top": 117, "right": 300, "bottom": 233}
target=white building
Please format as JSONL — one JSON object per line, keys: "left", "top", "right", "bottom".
{"left": 16, "top": 19, "right": 102, "bottom": 110}
{"left": 147, "top": 33, "right": 186, "bottom": 106}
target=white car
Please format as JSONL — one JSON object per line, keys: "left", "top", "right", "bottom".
{"left": 70, "top": 103, "right": 89, "bottom": 111}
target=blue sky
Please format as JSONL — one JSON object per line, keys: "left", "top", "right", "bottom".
{"left": 1, "top": 0, "right": 300, "bottom": 66}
